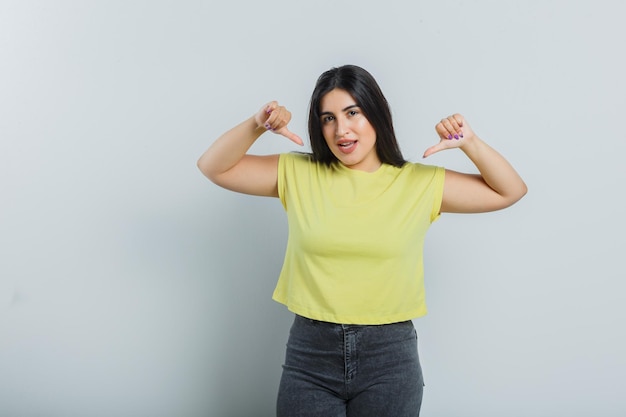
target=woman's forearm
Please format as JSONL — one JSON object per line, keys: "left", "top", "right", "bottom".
{"left": 197, "top": 116, "right": 265, "bottom": 182}
{"left": 461, "top": 135, "right": 528, "bottom": 204}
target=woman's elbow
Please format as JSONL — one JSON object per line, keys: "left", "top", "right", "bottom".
{"left": 197, "top": 158, "right": 218, "bottom": 183}
{"left": 516, "top": 181, "right": 528, "bottom": 201}
{"left": 504, "top": 182, "right": 528, "bottom": 208}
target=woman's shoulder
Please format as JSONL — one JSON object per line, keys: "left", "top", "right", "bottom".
{"left": 281, "top": 152, "right": 326, "bottom": 171}
{"left": 394, "top": 161, "right": 445, "bottom": 185}
{"left": 279, "top": 152, "right": 319, "bottom": 177}
{"left": 281, "top": 151, "right": 314, "bottom": 163}
{"left": 398, "top": 160, "right": 442, "bottom": 174}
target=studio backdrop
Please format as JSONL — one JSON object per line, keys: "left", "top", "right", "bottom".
{"left": 1, "top": 1, "right": 625, "bottom": 416}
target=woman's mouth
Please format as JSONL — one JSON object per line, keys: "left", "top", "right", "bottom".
{"left": 337, "top": 140, "right": 357, "bottom": 154}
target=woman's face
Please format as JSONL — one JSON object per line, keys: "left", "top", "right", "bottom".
{"left": 319, "top": 88, "right": 380, "bottom": 172}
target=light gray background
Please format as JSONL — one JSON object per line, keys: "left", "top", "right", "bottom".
{"left": 1, "top": 1, "right": 624, "bottom": 416}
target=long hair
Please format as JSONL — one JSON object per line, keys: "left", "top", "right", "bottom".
{"left": 307, "top": 65, "right": 406, "bottom": 167}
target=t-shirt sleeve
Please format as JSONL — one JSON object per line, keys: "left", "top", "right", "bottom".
{"left": 278, "top": 152, "right": 311, "bottom": 211}
{"left": 430, "top": 166, "right": 445, "bottom": 223}
{"left": 277, "top": 153, "right": 289, "bottom": 210}
{"left": 408, "top": 162, "right": 446, "bottom": 224}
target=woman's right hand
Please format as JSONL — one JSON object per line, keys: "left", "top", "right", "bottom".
{"left": 255, "top": 101, "right": 304, "bottom": 146}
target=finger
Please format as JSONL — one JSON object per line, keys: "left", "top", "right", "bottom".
{"left": 422, "top": 142, "right": 447, "bottom": 158}
{"left": 265, "top": 101, "right": 278, "bottom": 114}
{"left": 277, "top": 127, "right": 304, "bottom": 146}
{"left": 442, "top": 118, "right": 460, "bottom": 140}
{"left": 448, "top": 115, "right": 465, "bottom": 139}
{"left": 447, "top": 116, "right": 462, "bottom": 135}
{"left": 435, "top": 121, "right": 455, "bottom": 140}
{"left": 452, "top": 113, "right": 464, "bottom": 128}
{"left": 452, "top": 114, "right": 465, "bottom": 138}
{"left": 264, "top": 107, "right": 278, "bottom": 129}
{"left": 439, "top": 118, "right": 461, "bottom": 140}
{"left": 265, "top": 107, "right": 289, "bottom": 131}
{"left": 256, "top": 102, "right": 274, "bottom": 128}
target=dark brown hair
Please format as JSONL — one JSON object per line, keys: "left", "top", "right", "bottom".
{"left": 308, "top": 65, "right": 406, "bottom": 167}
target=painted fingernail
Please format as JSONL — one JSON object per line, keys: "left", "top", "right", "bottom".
{"left": 454, "top": 134, "right": 459, "bottom": 139}
{"left": 264, "top": 123, "right": 271, "bottom": 129}
{"left": 460, "top": 133, "right": 464, "bottom": 138}
{"left": 447, "top": 134, "right": 453, "bottom": 140}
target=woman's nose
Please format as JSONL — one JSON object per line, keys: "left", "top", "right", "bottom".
{"left": 335, "top": 118, "right": 348, "bottom": 137}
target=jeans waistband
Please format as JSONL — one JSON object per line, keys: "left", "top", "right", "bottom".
{"left": 295, "top": 314, "right": 412, "bottom": 329}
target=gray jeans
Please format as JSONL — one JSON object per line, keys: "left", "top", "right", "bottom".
{"left": 277, "top": 315, "right": 424, "bottom": 417}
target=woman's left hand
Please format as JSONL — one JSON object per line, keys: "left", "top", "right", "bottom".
{"left": 423, "top": 114, "right": 475, "bottom": 158}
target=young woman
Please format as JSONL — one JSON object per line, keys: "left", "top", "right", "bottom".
{"left": 198, "top": 65, "right": 527, "bottom": 417}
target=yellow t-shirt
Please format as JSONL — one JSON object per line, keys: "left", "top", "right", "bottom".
{"left": 273, "top": 152, "right": 445, "bottom": 324}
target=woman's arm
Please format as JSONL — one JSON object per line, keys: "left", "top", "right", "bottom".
{"left": 423, "top": 114, "right": 527, "bottom": 213}
{"left": 197, "top": 101, "right": 303, "bottom": 197}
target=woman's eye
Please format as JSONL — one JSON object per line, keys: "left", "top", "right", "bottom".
{"left": 348, "top": 110, "right": 358, "bottom": 117}
{"left": 322, "top": 116, "right": 334, "bottom": 123}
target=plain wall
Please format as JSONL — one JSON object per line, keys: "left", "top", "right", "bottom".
{"left": 1, "top": 0, "right": 625, "bottom": 416}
